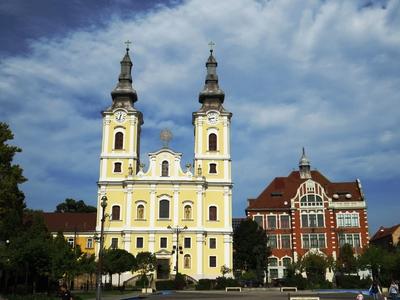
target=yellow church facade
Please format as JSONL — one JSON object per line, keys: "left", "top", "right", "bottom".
{"left": 96, "top": 45, "right": 233, "bottom": 281}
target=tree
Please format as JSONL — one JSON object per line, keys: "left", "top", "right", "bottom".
{"left": 220, "top": 265, "right": 231, "bottom": 277}
{"left": 0, "top": 122, "right": 27, "bottom": 241}
{"left": 300, "top": 252, "right": 328, "bottom": 285}
{"left": 233, "top": 219, "right": 270, "bottom": 283}
{"left": 337, "top": 244, "right": 357, "bottom": 275}
{"left": 103, "top": 249, "right": 136, "bottom": 287}
{"left": 55, "top": 198, "right": 96, "bottom": 213}
{"left": 134, "top": 252, "right": 157, "bottom": 288}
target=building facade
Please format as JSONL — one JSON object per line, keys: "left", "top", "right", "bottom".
{"left": 246, "top": 149, "right": 369, "bottom": 281}
{"left": 370, "top": 224, "right": 400, "bottom": 249}
{"left": 96, "top": 46, "right": 233, "bottom": 281}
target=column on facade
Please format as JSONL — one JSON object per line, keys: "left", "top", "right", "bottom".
{"left": 173, "top": 185, "right": 179, "bottom": 226}
{"left": 196, "top": 233, "right": 204, "bottom": 278}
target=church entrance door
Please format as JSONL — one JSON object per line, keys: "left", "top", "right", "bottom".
{"left": 156, "top": 258, "right": 170, "bottom": 279}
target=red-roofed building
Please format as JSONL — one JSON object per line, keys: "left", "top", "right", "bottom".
{"left": 246, "top": 149, "right": 369, "bottom": 281}
{"left": 370, "top": 224, "right": 400, "bottom": 249}
{"left": 42, "top": 212, "right": 97, "bottom": 255}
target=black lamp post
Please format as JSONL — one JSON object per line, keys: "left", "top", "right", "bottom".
{"left": 167, "top": 225, "right": 187, "bottom": 275}
{"left": 96, "top": 195, "right": 107, "bottom": 300}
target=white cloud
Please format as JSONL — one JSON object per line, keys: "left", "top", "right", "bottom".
{"left": 0, "top": 0, "right": 399, "bottom": 231}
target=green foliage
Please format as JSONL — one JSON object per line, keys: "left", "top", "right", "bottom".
{"left": 220, "top": 264, "right": 231, "bottom": 277}
{"left": 337, "top": 244, "right": 357, "bottom": 275}
{"left": 135, "top": 274, "right": 149, "bottom": 287}
{"left": 134, "top": 252, "right": 157, "bottom": 287}
{"left": 174, "top": 273, "right": 186, "bottom": 290}
{"left": 195, "top": 279, "right": 215, "bottom": 290}
{"left": 283, "top": 273, "right": 308, "bottom": 290}
{"left": 103, "top": 248, "right": 136, "bottom": 286}
{"left": 335, "top": 275, "right": 371, "bottom": 289}
{"left": 215, "top": 276, "right": 240, "bottom": 290}
{"left": 55, "top": 198, "right": 96, "bottom": 213}
{"left": 0, "top": 122, "right": 27, "bottom": 241}
{"left": 233, "top": 219, "right": 270, "bottom": 283}
{"left": 155, "top": 280, "right": 175, "bottom": 290}
{"left": 300, "top": 253, "right": 328, "bottom": 285}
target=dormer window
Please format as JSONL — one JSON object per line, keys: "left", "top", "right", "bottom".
{"left": 161, "top": 161, "right": 169, "bottom": 177}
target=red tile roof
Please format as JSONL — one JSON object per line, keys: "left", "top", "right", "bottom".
{"left": 370, "top": 224, "right": 400, "bottom": 241}
{"left": 42, "top": 212, "right": 97, "bottom": 232}
{"left": 247, "top": 170, "right": 363, "bottom": 210}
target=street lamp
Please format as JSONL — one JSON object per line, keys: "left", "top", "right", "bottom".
{"left": 167, "top": 225, "right": 187, "bottom": 275}
{"left": 96, "top": 195, "right": 107, "bottom": 300}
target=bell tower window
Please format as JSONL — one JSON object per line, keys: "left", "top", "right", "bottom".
{"left": 208, "top": 133, "right": 217, "bottom": 151}
{"left": 209, "top": 163, "right": 217, "bottom": 174}
{"left": 114, "top": 162, "right": 122, "bottom": 173}
{"left": 114, "top": 132, "right": 124, "bottom": 149}
{"left": 161, "top": 161, "right": 169, "bottom": 177}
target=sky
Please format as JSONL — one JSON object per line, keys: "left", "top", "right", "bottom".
{"left": 0, "top": 0, "right": 399, "bottom": 235}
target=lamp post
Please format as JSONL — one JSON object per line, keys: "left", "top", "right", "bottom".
{"left": 96, "top": 195, "right": 107, "bottom": 300}
{"left": 167, "top": 225, "right": 187, "bottom": 275}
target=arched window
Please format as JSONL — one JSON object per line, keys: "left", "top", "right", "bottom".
{"left": 161, "top": 161, "right": 169, "bottom": 177}
{"left": 114, "top": 162, "right": 122, "bottom": 173}
{"left": 114, "top": 132, "right": 124, "bottom": 149}
{"left": 268, "top": 257, "right": 278, "bottom": 267}
{"left": 137, "top": 204, "right": 144, "bottom": 220}
{"left": 208, "top": 133, "right": 217, "bottom": 151}
{"left": 159, "top": 200, "right": 170, "bottom": 219}
{"left": 209, "top": 163, "right": 217, "bottom": 174}
{"left": 209, "top": 206, "right": 217, "bottom": 221}
{"left": 184, "top": 254, "right": 191, "bottom": 269}
{"left": 282, "top": 257, "right": 291, "bottom": 267}
{"left": 300, "top": 194, "right": 323, "bottom": 207}
{"left": 184, "top": 205, "right": 192, "bottom": 220}
{"left": 111, "top": 206, "right": 120, "bottom": 220}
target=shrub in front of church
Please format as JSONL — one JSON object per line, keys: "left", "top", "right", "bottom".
{"left": 195, "top": 279, "right": 216, "bottom": 290}
{"left": 215, "top": 277, "right": 240, "bottom": 290}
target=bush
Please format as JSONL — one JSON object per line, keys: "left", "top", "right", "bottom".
{"left": 195, "top": 279, "right": 215, "bottom": 290}
{"left": 283, "top": 274, "right": 308, "bottom": 290}
{"left": 215, "top": 277, "right": 240, "bottom": 290}
{"left": 174, "top": 273, "right": 186, "bottom": 290}
{"left": 156, "top": 280, "right": 175, "bottom": 290}
{"left": 135, "top": 274, "right": 149, "bottom": 288}
{"left": 335, "top": 275, "right": 370, "bottom": 289}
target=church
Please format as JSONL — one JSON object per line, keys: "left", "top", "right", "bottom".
{"left": 96, "top": 45, "right": 233, "bottom": 281}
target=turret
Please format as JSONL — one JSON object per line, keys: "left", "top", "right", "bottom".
{"left": 111, "top": 45, "right": 138, "bottom": 108}
{"left": 299, "top": 147, "right": 311, "bottom": 179}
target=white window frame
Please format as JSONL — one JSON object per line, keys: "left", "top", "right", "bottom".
{"left": 160, "top": 237, "right": 168, "bottom": 249}
{"left": 209, "top": 237, "right": 217, "bottom": 249}
{"left": 182, "top": 201, "right": 193, "bottom": 220}
{"left": 253, "top": 214, "right": 264, "bottom": 229}
{"left": 136, "top": 202, "right": 146, "bottom": 220}
{"left": 301, "top": 212, "right": 325, "bottom": 228}
{"left": 279, "top": 214, "right": 290, "bottom": 229}
{"left": 336, "top": 212, "right": 360, "bottom": 228}
{"left": 207, "top": 128, "right": 219, "bottom": 152}
{"left": 209, "top": 255, "right": 217, "bottom": 268}
{"left": 136, "top": 237, "right": 144, "bottom": 248}
{"left": 158, "top": 199, "right": 170, "bottom": 220}
{"left": 266, "top": 214, "right": 277, "bottom": 229}
{"left": 86, "top": 238, "right": 93, "bottom": 249}
{"left": 113, "top": 127, "right": 126, "bottom": 150}
{"left": 280, "top": 234, "right": 291, "bottom": 249}
{"left": 111, "top": 205, "right": 121, "bottom": 221}
{"left": 113, "top": 161, "right": 123, "bottom": 173}
{"left": 208, "top": 162, "right": 218, "bottom": 174}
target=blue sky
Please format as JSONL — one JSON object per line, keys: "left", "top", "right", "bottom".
{"left": 0, "top": 0, "right": 399, "bottom": 235}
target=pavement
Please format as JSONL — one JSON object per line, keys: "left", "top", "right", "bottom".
{"left": 88, "top": 289, "right": 374, "bottom": 300}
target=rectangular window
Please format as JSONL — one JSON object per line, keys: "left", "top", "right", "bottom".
{"left": 111, "top": 238, "right": 118, "bottom": 249}
{"left": 267, "top": 216, "right": 277, "bottom": 229}
{"left": 303, "top": 234, "right": 325, "bottom": 249}
{"left": 160, "top": 237, "right": 167, "bottom": 249}
{"left": 184, "top": 237, "right": 191, "bottom": 249}
{"left": 280, "top": 215, "right": 290, "bottom": 229}
{"left": 268, "top": 257, "right": 278, "bottom": 266}
{"left": 114, "top": 162, "right": 122, "bottom": 173}
{"left": 302, "top": 235, "right": 309, "bottom": 249}
{"left": 351, "top": 214, "right": 359, "bottom": 227}
{"left": 301, "top": 214, "right": 308, "bottom": 227}
{"left": 269, "top": 268, "right": 279, "bottom": 279}
{"left": 209, "top": 163, "right": 217, "bottom": 174}
{"left": 302, "top": 214, "right": 324, "bottom": 228}
{"left": 209, "top": 238, "right": 216, "bottom": 249}
{"left": 339, "top": 234, "right": 346, "bottom": 247}
{"left": 337, "top": 213, "right": 359, "bottom": 227}
{"left": 209, "top": 256, "right": 216, "bottom": 267}
{"left": 354, "top": 234, "right": 360, "bottom": 248}
{"left": 254, "top": 215, "right": 263, "bottom": 228}
{"left": 86, "top": 238, "right": 93, "bottom": 249}
{"left": 281, "top": 235, "right": 291, "bottom": 249}
{"left": 137, "top": 237, "right": 144, "bottom": 248}
{"left": 267, "top": 235, "right": 277, "bottom": 249}
{"left": 338, "top": 233, "right": 361, "bottom": 248}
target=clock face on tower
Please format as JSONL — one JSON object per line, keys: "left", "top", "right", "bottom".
{"left": 114, "top": 111, "right": 127, "bottom": 123}
{"left": 207, "top": 112, "right": 219, "bottom": 124}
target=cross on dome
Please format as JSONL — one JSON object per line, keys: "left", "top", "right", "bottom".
{"left": 208, "top": 41, "right": 215, "bottom": 53}
{"left": 125, "top": 40, "right": 132, "bottom": 51}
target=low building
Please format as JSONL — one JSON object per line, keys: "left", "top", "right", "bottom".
{"left": 370, "top": 224, "right": 400, "bottom": 249}
{"left": 246, "top": 149, "right": 369, "bottom": 281}
{"left": 42, "top": 212, "right": 97, "bottom": 255}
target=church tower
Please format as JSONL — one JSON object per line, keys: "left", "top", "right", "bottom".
{"left": 99, "top": 46, "right": 143, "bottom": 182}
{"left": 193, "top": 47, "right": 232, "bottom": 183}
